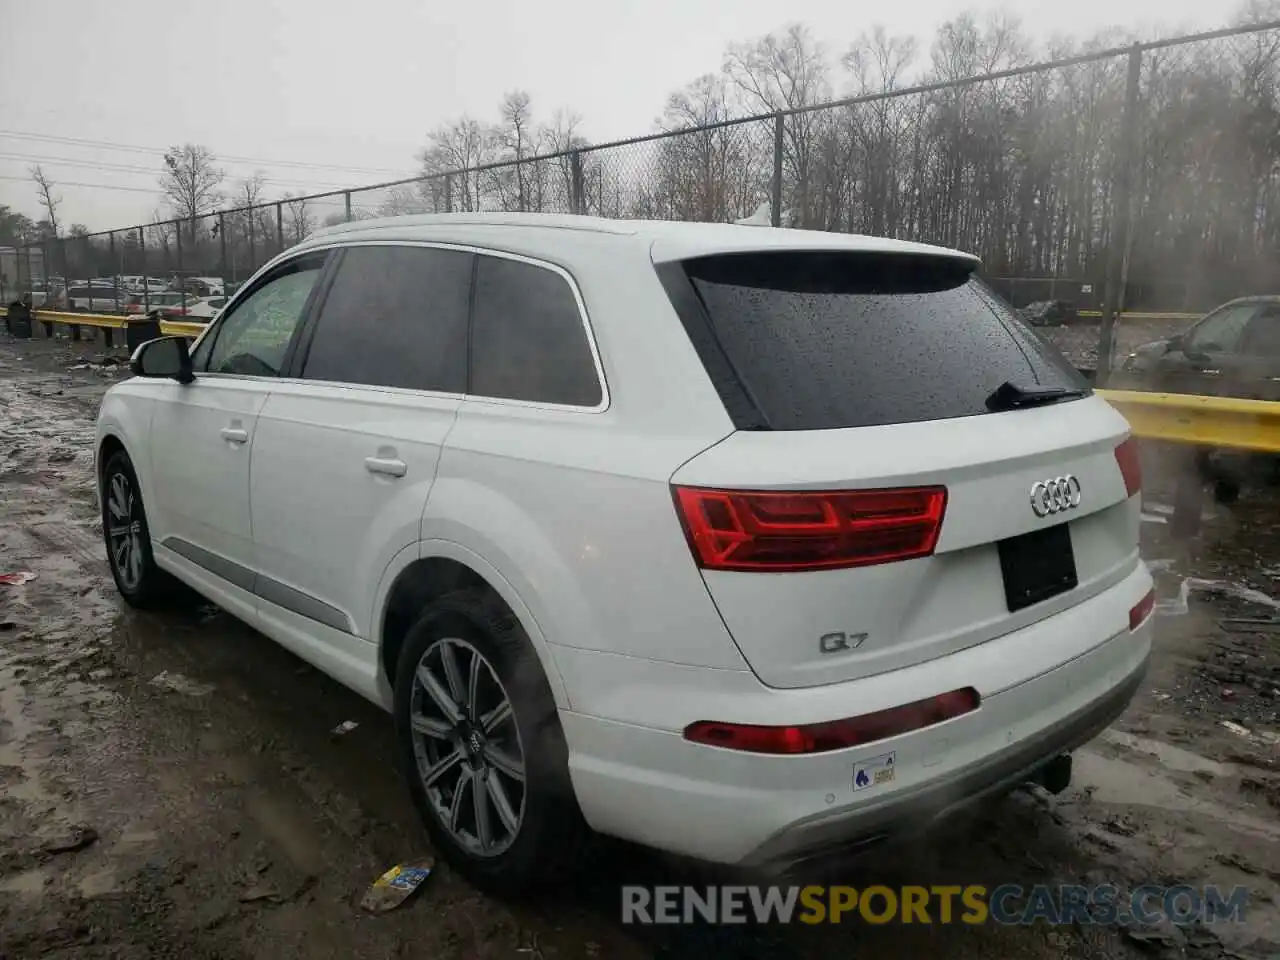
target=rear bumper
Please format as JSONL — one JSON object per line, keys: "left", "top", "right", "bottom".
{"left": 558, "top": 564, "right": 1152, "bottom": 866}
{"left": 743, "top": 647, "right": 1146, "bottom": 871}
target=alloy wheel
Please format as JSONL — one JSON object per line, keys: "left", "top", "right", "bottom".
{"left": 409, "top": 637, "right": 527, "bottom": 857}
{"left": 106, "top": 470, "right": 144, "bottom": 591}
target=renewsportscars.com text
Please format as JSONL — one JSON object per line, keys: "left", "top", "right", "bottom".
{"left": 621, "top": 884, "right": 1250, "bottom": 926}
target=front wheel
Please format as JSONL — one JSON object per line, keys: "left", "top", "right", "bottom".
{"left": 100, "top": 450, "right": 182, "bottom": 608}
{"left": 393, "top": 588, "right": 590, "bottom": 894}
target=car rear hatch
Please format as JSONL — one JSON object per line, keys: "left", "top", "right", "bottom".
{"left": 660, "top": 247, "right": 1142, "bottom": 690}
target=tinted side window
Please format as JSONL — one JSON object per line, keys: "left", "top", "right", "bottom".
{"left": 1186, "top": 304, "right": 1257, "bottom": 354}
{"left": 470, "top": 256, "right": 601, "bottom": 407}
{"left": 300, "top": 245, "right": 470, "bottom": 392}
{"left": 1240, "top": 305, "right": 1280, "bottom": 357}
{"left": 201, "top": 257, "right": 323, "bottom": 376}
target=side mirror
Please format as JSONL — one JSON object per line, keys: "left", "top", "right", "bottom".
{"left": 130, "top": 336, "right": 194, "bottom": 384}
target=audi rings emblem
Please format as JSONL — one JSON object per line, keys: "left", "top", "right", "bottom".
{"left": 1030, "top": 475, "right": 1083, "bottom": 517}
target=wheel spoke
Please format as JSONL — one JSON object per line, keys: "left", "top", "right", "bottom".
{"left": 449, "top": 768, "right": 473, "bottom": 832}
{"left": 109, "top": 475, "right": 128, "bottom": 518}
{"left": 466, "top": 649, "right": 483, "bottom": 722}
{"left": 439, "top": 642, "right": 466, "bottom": 708}
{"left": 113, "top": 538, "right": 129, "bottom": 571}
{"left": 108, "top": 525, "right": 130, "bottom": 541}
{"left": 411, "top": 713, "right": 454, "bottom": 741}
{"left": 473, "top": 772, "right": 493, "bottom": 850}
{"left": 128, "top": 537, "right": 143, "bottom": 583}
{"left": 416, "top": 665, "right": 462, "bottom": 724}
{"left": 486, "top": 771, "right": 520, "bottom": 834}
{"left": 422, "top": 747, "right": 464, "bottom": 787}
{"left": 483, "top": 743, "right": 524, "bottom": 784}
{"left": 480, "top": 699, "right": 512, "bottom": 735}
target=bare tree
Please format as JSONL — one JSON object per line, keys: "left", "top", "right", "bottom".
{"left": 281, "top": 192, "right": 315, "bottom": 243}
{"left": 641, "top": 74, "right": 767, "bottom": 222}
{"left": 489, "top": 90, "right": 536, "bottom": 210}
{"left": 378, "top": 184, "right": 432, "bottom": 216}
{"left": 421, "top": 117, "right": 492, "bottom": 212}
{"left": 724, "top": 24, "right": 831, "bottom": 226}
{"left": 30, "top": 165, "right": 62, "bottom": 238}
{"left": 161, "top": 145, "right": 225, "bottom": 241}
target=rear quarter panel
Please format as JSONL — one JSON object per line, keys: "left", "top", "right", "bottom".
{"left": 418, "top": 236, "right": 750, "bottom": 689}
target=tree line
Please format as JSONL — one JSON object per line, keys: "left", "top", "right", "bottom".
{"left": 11, "top": 4, "right": 1280, "bottom": 310}
{"left": 410, "top": 4, "right": 1280, "bottom": 310}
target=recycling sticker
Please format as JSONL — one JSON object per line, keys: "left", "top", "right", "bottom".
{"left": 852, "top": 752, "right": 896, "bottom": 791}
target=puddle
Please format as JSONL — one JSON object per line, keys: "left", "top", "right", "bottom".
{"left": 149, "top": 671, "right": 214, "bottom": 697}
{"left": 1075, "top": 741, "right": 1280, "bottom": 839}
{"left": 1099, "top": 729, "right": 1230, "bottom": 776}
{"left": 0, "top": 667, "right": 55, "bottom": 808}
{"left": 0, "top": 867, "right": 50, "bottom": 894}
{"left": 78, "top": 866, "right": 121, "bottom": 897}
{"left": 1154, "top": 577, "right": 1280, "bottom": 617}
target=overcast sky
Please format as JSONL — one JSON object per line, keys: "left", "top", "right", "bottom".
{"left": 0, "top": 0, "right": 1228, "bottom": 233}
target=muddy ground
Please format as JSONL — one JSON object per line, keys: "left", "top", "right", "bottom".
{"left": 1, "top": 330, "right": 1279, "bottom": 960}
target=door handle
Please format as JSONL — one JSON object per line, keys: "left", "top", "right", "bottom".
{"left": 220, "top": 427, "right": 249, "bottom": 444}
{"left": 365, "top": 457, "right": 407, "bottom": 478}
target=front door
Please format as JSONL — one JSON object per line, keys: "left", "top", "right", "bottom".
{"left": 149, "top": 252, "right": 329, "bottom": 606}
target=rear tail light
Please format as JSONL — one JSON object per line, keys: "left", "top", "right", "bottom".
{"left": 1115, "top": 437, "right": 1142, "bottom": 498}
{"left": 684, "top": 688, "right": 981, "bottom": 755}
{"left": 1129, "top": 587, "right": 1155, "bottom": 631}
{"left": 672, "top": 485, "right": 947, "bottom": 572}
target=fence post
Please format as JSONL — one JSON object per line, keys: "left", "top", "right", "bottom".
{"left": 176, "top": 222, "right": 187, "bottom": 317}
{"left": 444, "top": 175, "right": 453, "bottom": 214}
{"left": 570, "top": 151, "right": 585, "bottom": 215}
{"left": 1097, "top": 44, "right": 1143, "bottom": 386}
{"left": 247, "top": 209, "right": 256, "bottom": 275}
{"left": 138, "top": 228, "right": 149, "bottom": 315}
{"left": 344, "top": 191, "right": 353, "bottom": 222}
{"left": 104, "top": 236, "right": 115, "bottom": 346}
{"left": 36, "top": 242, "right": 49, "bottom": 336}
{"left": 276, "top": 202, "right": 284, "bottom": 252}
{"left": 771, "top": 114, "right": 785, "bottom": 227}
{"left": 218, "top": 212, "right": 227, "bottom": 284}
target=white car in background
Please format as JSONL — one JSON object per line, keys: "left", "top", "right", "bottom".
{"left": 94, "top": 213, "right": 1153, "bottom": 893}
{"left": 183, "top": 296, "right": 226, "bottom": 321}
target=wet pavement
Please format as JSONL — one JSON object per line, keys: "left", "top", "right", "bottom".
{"left": 1, "top": 332, "right": 1279, "bottom": 959}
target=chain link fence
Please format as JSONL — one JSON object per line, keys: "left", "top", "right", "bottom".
{"left": 6, "top": 21, "right": 1280, "bottom": 381}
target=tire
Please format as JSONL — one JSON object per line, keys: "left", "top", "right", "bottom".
{"left": 393, "top": 587, "right": 590, "bottom": 895}
{"left": 100, "top": 450, "right": 184, "bottom": 608}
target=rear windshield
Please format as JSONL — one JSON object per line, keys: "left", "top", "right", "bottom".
{"left": 676, "top": 251, "right": 1087, "bottom": 430}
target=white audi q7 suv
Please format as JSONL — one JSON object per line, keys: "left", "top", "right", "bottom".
{"left": 95, "top": 213, "right": 1153, "bottom": 892}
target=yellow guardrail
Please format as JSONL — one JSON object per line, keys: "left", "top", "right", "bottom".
{"left": 2, "top": 308, "right": 1275, "bottom": 454}
{"left": 1096, "top": 389, "right": 1280, "bottom": 454}
{"left": 1077, "top": 310, "right": 1200, "bottom": 321}
{"left": 0, "top": 306, "right": 205, "bottom": 339}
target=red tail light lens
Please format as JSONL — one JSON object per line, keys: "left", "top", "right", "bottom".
{"left": 1129, "top": 587, "right": 1155, "bottom": 631}
{"left": 684, "top": 688, "right": 981, "bottom": 755}
{"left": 1115, "top": 437, "right": 1142, "bottom": 498}
{"left": 672, "top": 485, "right": 947, "bottom": 572}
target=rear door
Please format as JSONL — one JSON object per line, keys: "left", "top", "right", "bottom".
{"left": 1227, "top": 303, "right": 1280, "bottom": 401}
{"left": 662, "top": 250, "right": 1141, "bottom": 689}
{"left": 249, "top": 243, "right": 469, "bottom": 642}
